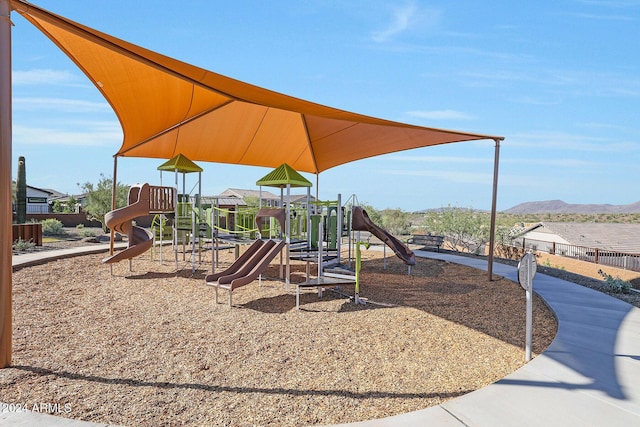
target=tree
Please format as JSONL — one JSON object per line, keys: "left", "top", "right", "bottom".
{"left": 423, "top": 205, "right": 491, "bottom": 254}
{"left": 243, "top": 195, "right": 260, "bottom": 208}
{"left": 79, "top": 174, "right": 129, "bottom": 232}
{"left": 16, "top": 156, "right": 27, "bottom": 224}
{"left": 65, "top": 195, "right": 78, "bottom": 213}
{"left": 51, "top": 200, "right": 65, "bottom": 213}
{"left": 358, "top": 203, "right": 382, "bottom": 225}
{"left": 380, "top": 208, "right": 411, "bottom": 236}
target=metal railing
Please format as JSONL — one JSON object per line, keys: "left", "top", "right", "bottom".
{"left": 512, "top": 237, "right": 640, "bottom": 272}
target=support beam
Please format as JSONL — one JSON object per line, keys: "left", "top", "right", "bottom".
{"left": 109, "top": 155, "right": 118, "bottom": 257}
{"left": 487, "top": 138, "right": 502, "bottom": 281}
{"left": 1, "top": 0, "right": 13, "bottom": 368}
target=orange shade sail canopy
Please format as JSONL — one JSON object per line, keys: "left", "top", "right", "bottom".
{"left": 9, "top": 0, "right": 502, "bottom": 175}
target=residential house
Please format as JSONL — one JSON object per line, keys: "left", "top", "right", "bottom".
{"left": 218, "top": 188, "right": 281, "bottom": 207}
{"left": 13, "top": 184, "right": 58, "bottom": 214}
{"left": 218, "top": 188, "right": 317, "bottom": 211}
{"left": 514, "top": 222, "right": 640, "bottom": 254}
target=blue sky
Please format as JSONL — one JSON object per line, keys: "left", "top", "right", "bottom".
{"left": 8, "top": 0, "right": 640, "bottom": 211}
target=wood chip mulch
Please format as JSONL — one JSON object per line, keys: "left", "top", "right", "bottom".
{"left": 2, "top": 246, "right": 557, "bottom": 426}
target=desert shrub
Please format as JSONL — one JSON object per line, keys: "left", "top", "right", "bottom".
{"left": 76, "top": 224, "right": 85, "bottom": 229}
{"left": 12, "top": 238, "right": 35, "bottom": 252}
{"left": 41, "top": 218, "right": 65, "bottom": 236}
{"left": 423, "top": 206, "right": 490, "bottom": 253}
{"left": 598, "top": 270, "right": 632, "bottom": 294}
{"left": 80, "top": 229, "right": 98, "bottom": 238}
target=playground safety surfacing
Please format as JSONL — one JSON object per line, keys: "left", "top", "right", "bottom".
{"left": 3, "top": 246, "right": 640, "bottom": 426}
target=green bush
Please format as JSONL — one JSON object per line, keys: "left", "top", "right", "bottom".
{"left": 12, "top": 238, "right": 35, "bottom": 252}
{"left": 41, "top": 218, "right": 65, "bottom": 236}
{"left": 80, "top": 229, "right": 98, "bottom": 238}
{"left": 76, "top": 224, "right": 85, "bottom": 229}
{"left": 598, "top": 270, "right": 632, "bottom": 294}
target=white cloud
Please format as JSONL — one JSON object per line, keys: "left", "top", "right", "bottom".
{"left": 371, "top": 1, "right": 441, "bottom": 42}
{"left": 380, "top": 168, "right": 492, "bottom": 184}
{"left": 574, "top": 12, "right": 635, "bottom": 20}
{"left": 13, "top": 97, "right": 111, "bottom": 113}
{"left": 405, "top": 109, "right": 475, "bottom": 120}
{"left": 510, "top": 96, "right": 562, "bottom": 106}
{"left": 460, "top": 68, "right": 640, "bottom": 97}
{"left": 12, "top": 69, "right": 84, "bottom": 86}
{"left": 508, "top": 131, "right": 639, "bottom": 152}
{"left": 389, "top": 155, "right": 491, "bottom": 164}
{"left": 13, "top": 123, "right": 122, "bottom": 147}
{"left": 575, "top": 0, "right": 640, "bottom": 6}
{"left": 502, "top": 157, "right": 596, "bottom": 168}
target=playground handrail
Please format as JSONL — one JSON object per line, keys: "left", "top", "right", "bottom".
{"left": 148, "top": 185, "right": 176, "bottom": 213}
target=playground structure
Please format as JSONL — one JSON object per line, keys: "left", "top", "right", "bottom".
{"left": 103, "top": 154, "right": 206, "bottom": 270}
{"left": 101, "top": 159, "right": 416, "bottom": 308}
{"left": 351, "top": 205, "right": 416, "bottom": 273}
{"left": 154, "top": 154, "right": 204, "bottom": 268}
{"left": 103, "top": 183, "right": 176, "bottom": 264}
{"left": 204, "top": 209, "right": 287, "bottom": 306}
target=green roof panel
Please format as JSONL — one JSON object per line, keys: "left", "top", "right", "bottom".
{"left": 256, "top": 163, "right": 312, "bottom": 188}
{"left": 157, "top": 153, "right": 203, "bottom": 173}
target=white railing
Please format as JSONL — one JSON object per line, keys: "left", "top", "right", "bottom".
{"left": 512, "top": 237, "right": 640, "bottom": 272}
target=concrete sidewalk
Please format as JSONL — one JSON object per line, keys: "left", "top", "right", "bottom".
{"left": 332, "top": 250, "right": 640, "bottom": 426}
{"left": 2, "top": 248, "right": 640, "bottom": 426}
{"left": 11, "top": 243, "right": 127, "bottom": 269}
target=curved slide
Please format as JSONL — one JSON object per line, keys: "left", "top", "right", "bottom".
{"left": 352, "top": 206, "right": 416, "bottom": 266}
{"left": 205, "top": 239, "right": 286, "bottom": 306}
{"left": 102, "top": 183, "right": 154, "bottom": 264}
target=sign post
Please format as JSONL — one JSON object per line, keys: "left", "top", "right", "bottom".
{"left": 518, "top": 252, "right": 536, "bottom": 362}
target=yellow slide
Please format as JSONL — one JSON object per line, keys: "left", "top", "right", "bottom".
{"left": 102, "top": 183, "right": 154, "bottom": 264}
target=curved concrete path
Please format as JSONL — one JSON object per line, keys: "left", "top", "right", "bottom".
{"left": 2, "top": 248, "right": 640, "bottom": 426}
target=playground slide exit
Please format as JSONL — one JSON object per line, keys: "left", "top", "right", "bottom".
{"left": 102, "top": 183, "right": 154, "bottom": 264}
{"left": 351, "top": 206, "right": 416, "bottom": 266}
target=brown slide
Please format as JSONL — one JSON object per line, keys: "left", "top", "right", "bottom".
{"left": 204, "top": 239, "right": 265, "bottom": 283}
{"left": 351, "top": 206, "right": 416, "bottom": 266}
{"left": 208, "top": 239, "right": 286, "bottom": 306}
{"left": 102, "top": 184, "right": 154, "bottom": 264}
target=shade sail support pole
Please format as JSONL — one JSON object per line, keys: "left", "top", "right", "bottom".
{"left": 0, "top": 0, "right": 12, "bottom": 368}
{"left": 109, "top": 155, "right": 118, "bottom": 257}
{"left": 487, "top": 138, "right": 502, "bottom": 281}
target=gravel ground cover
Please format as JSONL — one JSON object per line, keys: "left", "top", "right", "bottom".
{"left": 4, "top": 239, "right": 557, "bottom": 426}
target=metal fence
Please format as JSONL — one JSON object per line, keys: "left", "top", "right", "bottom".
{"left": 512, "top": 237, "right": 640, "bottom": 272}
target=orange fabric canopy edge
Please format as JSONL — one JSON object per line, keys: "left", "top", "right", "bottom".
{"left": 9, "top": 0, "right": 503, "bottom": 174}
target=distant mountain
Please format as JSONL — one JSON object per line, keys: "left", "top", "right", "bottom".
{"left": 503, "top": 200, "right": 640, "bottom": 214}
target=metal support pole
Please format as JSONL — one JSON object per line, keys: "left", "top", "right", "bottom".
{"left": 198, "top": 171, "right": 202, "bottom": 263}
{"left": 306, "top": 186, "right": 311, "bottom": 248}
{"left": 109, "top": 155, "right": 118, "bottom": 257}
{"left": 487, "top": 138, "right": 502, "bottom": 281}
{"left": 285, "top": 184, "right": 291, "bottom": 289}
{"left": 174, "top": 170, "right": 178, "bottom": 269}
{"left": 0, "top": 0, "right": 13, "bottom": 368}
{"left": 336, "top": 193, "right": 342, "bottom": 265}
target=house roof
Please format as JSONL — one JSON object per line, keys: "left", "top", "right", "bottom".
{"left": 220, "top": 188, "right": 279, "bottom": 200}
{"left": 40, "top": 188, "right": 66, "bottom": 198}
{"left": 24, "top": 185, "right": 54, "bottom": 196}
{"left": 522, "top": 222, "right": 640, "bottom": 253}
{"left": 202, "top": 196, "right": 247, "bottom": 207}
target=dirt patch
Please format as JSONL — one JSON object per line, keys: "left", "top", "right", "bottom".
{"left": 3, "top": 247, "right": 556, "bottom": 426}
